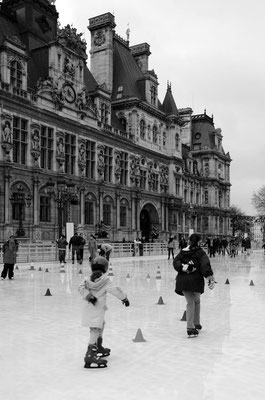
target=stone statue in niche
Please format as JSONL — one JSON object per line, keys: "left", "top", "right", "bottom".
{"left": 115, "top": 153, "right": 121, "bottom": 179}
{"left": 2, "top": 120, "right": 12, "bottom": 143}
{"left": 79, "top": 143, "right": 86, "bottom": 163}
{"left": 97, "top": 149, "right": 105, "bottom": 176}
{"left": 57, "top": 137, "right": 65, "bottom": 157}
{"left": 64, "top": 57, "right": 75, "bottom": 78}
{"left": 31, "top": 130, "right": 40, "bottom": 150}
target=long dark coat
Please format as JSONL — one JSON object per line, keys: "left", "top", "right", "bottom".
{"left": 173, "top": 246, "right": 213, "bottom": 296}
{"left": 2, "top": 239, "right": 18, "bottom": 264}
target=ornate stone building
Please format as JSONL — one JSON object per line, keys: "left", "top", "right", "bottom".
{"left": 0, "top": 0, "right": 231, "bottom": 242}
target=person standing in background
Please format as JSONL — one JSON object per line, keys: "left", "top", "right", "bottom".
{"left": 1, "top": 236, "right": 19, "bottom": 280}
{"left": 79, "top": 233, "right": 86, "bottom": 265}
{"left": 167, "top": 237, "right": 174, "bottom": 260}
{"left": 56, "top": 234, "right": 68, "bottom": 264}
{"left": 69, "top": 232, "right": 82, "bottom": 264}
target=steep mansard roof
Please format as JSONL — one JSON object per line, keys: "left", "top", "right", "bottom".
{"left": 112, "top": 37, "right": 145, "bottom": 101}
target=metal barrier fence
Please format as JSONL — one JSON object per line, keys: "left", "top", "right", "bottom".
{"left": 0, "top": 242, "right": 169, "bottom": 263}
{"left": 0, "top": 241, "right": 261, "bottom": 264}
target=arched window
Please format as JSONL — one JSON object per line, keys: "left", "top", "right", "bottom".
{"left": 120, "top": 199, "right": 129, "bottom": 227}
{"left": 140, "top": 119, "right": 145, "bottom": 139}
{"left": 10, "top": 60, "right": 22, "bottom": 88}
{"left": 84, "top": 196, "right": 96, "bottom": 225}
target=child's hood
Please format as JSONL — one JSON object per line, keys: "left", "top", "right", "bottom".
{"left": 84, "top": 273, "right": 109, "bottom": 291}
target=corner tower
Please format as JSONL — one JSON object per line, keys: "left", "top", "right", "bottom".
{"left": 88, "top": 12, "right": 116, "bottom": 93}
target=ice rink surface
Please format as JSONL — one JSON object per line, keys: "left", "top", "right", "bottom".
{"left": 1, "top": 250, "right": 265, "bottom": 400}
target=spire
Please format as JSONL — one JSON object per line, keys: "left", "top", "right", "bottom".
{"left": 162, "top": 82, "right": 178, "bottom": 116}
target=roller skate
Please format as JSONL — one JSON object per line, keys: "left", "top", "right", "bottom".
{"left": 96, "top": 337, "right": 111, "bottom": 357}
{"left": 84, "top": 345, "right": 108, "bottom": 368}
{"left": 187, "top": 328, "right": 199, "bottom": 338}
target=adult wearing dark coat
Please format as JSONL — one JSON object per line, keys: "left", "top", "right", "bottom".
{"left": 1, "top": 236, "right": 19, "bottom": 280}
{"left": 173, "top": 233, "right": 215, "bottom": 337}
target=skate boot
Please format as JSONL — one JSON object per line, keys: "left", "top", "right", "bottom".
{"left": 195, "top": 324, "right": 202, "bottom": 331}
{"left": 187, "top": 328, "right": 199, "bottom": 338}
{"left": 84, "top": 345, "right": 108, "bottom": 368}
{"left": 96, "top": 337, "right": 111, "bottom": 357}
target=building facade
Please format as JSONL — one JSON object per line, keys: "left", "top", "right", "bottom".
{"left": 0, "top": 0, "right": 232, "bottom": 242}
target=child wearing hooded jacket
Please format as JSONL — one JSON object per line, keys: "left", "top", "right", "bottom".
{"left": 78, "top": 256, "right": 130, "bottom": 368}
{"left": 173, "top": 233, "right": 215, "bottom": 337}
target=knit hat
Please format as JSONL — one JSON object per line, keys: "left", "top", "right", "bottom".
{"left": 91, "top": 256, "right": 109, "bottom": 273}
{"left": 189, "top": 234, "right": 201, "bottom": 248}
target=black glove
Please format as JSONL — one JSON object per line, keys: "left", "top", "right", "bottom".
{"left": 122, "top": 298, "right": 130, "bottom": 307}
{"left": 86, "top": 293, "right": 97, "bottom": 305}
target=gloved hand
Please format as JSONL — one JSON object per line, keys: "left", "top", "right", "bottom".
{"left": 182, "top": 264, "right": 189, "bottom": 272}
{"left": 86, "top": 293, "right": 97, "bottom": 305}
{"left": 207, "top": 276, "right": 216, "bottom": 290}
{"left": 122, "top": 298, "right": 130, "bottom": 307}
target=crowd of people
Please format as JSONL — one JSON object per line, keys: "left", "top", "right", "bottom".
{"left": 55, "top": 233, "right": 113, "bottom": 266}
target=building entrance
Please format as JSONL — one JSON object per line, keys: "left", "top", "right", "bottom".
{"left": 140, "top": 203, "right": 159, "bottom": 242}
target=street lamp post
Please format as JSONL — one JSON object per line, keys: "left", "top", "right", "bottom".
{"left": 9, "top": 184, "right": 32, "bottom": 237}
{"left": 45, "top": 179, "right": 79, "bottom": 237}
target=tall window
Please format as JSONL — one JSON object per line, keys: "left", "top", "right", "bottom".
{"left": 175, "top": 133, "right": 180, "bottom": 150}
{"left": 140, "top": 169, "right": 146, "bottom": 190}
{"left": 120, "top": 151, "right": 128, "bottom": 185}
{"left": 163, "top": 132, "right": 166, "bottom": 146}
{"left": 104, "top": 146, "right": 113, "bottom": 183}
{"left": 65, "top": 133, "right": 76, "bottom": 174}
{"left": 175, "top": 177, "right": 180, "bottom": 196}
{"left": 119, "top": 117, "right": 127, "bottom": 132}
{"left": 153, "top": 173, "right": 159, "bottom": 192}
{"left": 40, "top": 126, "right": 53, "bottom": 170}
{"left": 101, "top": 103, "right": 109, "bottom": 124}
{"left": 10, "top": 60, "right": 22, "bottom": 88}
{"left": 150, "top": 85, "right": 157, "bottom": 105}
{"left": 84, "top": 201, "right": 94, "bottom": 225}
{"left": 13, "top": 116, "right": 28, "bottom": 164}
{"left": 85, "top": 140, "right": 96, "bottom": 179}
{"left": 153, "top": 125, "right": 158, "bottom": 144}
{"left": 40, "top": 195, "right": 51, "bottom": 222}
{"left": 103, "top": 203, "right": 111, "bottom": 225}
{"left": 120, "top": 205, "right": 127, "bottom": 227}
{"left": 140, "top": 119, "right": 145, "bottom": 139}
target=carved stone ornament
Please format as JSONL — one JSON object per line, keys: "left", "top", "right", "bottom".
{"left": 94, "top": 30, "right": 106, "bottom": 46}
{"left": 57, "top": 24, "right": 87, "bottom": 53}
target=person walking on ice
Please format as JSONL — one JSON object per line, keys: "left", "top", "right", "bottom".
{"left": 78, "top": 256, "right": 130, "bottom": 368}
{"left": 173, "top": 233, "right": 216, "bottom": 338}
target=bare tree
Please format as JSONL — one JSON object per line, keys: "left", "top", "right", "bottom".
{"left": 229, "top": 204, "right": 245, "bottom": 236}
{"left": 252, "top": 186, "right": 265, "bottom": 214}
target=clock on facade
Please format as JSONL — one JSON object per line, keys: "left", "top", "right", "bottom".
{"left": 62, "top": 84, "right": 76, "bottom": 103}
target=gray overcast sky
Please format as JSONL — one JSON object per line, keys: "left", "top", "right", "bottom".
{"left": 55, "top": 0, "right": 265, "bottom": 215}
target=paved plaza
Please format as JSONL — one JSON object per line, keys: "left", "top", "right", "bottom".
{"left": 1, "top": 250, "right": 265, "bottom": 400}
